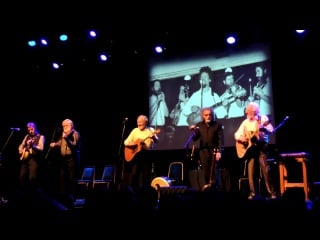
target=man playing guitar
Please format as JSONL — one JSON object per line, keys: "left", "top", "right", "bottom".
{"left": 234, "top": 102, "right": 276, "bottom": 200}
{"left": 123, "top": 115, "right": 159, "bottom": 191}
{"left": 18, "top": 122, "right": 45, "bottom": 189}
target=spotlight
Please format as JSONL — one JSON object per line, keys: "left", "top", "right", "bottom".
{"left": 88, "top": 30, "right": 98, "bottom": 39}
{"left": 59, "top": 34, "right": 68, "bottom": 41}
{"left": 226, "top": 35, "right": 237, "bottom": 45}
{"left": 154, "top": 45, "right": 165, "bottom": 54}
{"left": 27, "top": 40, "right": 36, "bottom": 47}
{"left": 40, "top": 38, "right": 49, "bottom": 46}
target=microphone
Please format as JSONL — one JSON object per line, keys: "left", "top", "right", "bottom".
{"left": 190, "top": 126, "right": 199, "bottom": 131}
{"left": 122, "top": 117, "right": 128, "bottom": 124}
{"left": 10, "top": 127, "right": 20, "bottom": 131}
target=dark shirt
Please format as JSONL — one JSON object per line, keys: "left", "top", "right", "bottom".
{"left": 192, "top": 120, "right": 223, "bottom": 153}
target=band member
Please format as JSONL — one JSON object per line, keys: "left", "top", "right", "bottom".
{"left": 49, "top": 118, "right": 81, "bottom": 207}
{"left": 234, "top": 102, "right": 276, "bottom": 199}
{"left": 18, "top": 122, "right": 45, "bottom": 190}
{"left": 188, "top": 107, "right": 224, "bottom": 191}
{"left": 123, "top": 115, "right": 159, "bottom": 193}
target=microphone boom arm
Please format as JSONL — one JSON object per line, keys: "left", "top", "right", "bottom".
{"left": 274, "top": 116, "right": 289, "bottom": 133}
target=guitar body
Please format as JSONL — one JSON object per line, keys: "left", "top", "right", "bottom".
{"left": 187, "top": 107, "right": 201, "bottom": 125}
{"left": 170, "top": 103, "right": 182, "bottom": 125}
{"left": 236, "top": 140, "right": 251, "bottom": 159}
{"left": 124, "top": 129, "right": 161, "bottom": 162}
{"left": 236, "top": 132, "right": 258, "bottom": 159}
{"left": 124, "top": 140, "right": 143, "bottom": 162}
{"left": 20, "top": 148, "right": 29, "bottom": 161}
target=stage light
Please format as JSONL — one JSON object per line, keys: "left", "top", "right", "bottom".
{"left": 40, "top": 38, "right": 49, "bottom": 46}
{"left": 98, "top": 52, "right": 109, "bottom": 62}
{"left": 226, "top": 35, "right": 237, "bottom": 45}
{"left": 27, "top": 40, "right": 36, "bottom": 47}
{"left": 154, "top": 45, "right": 166, "bottom": 54}
{"left": 52, "top": 62, "right": 60, "bottom": 69}
{"left": 88, "top": 30, "right": 98, "bottom": 39}
{"left": 59, "top": 34, "right": 68, "bottom": 41}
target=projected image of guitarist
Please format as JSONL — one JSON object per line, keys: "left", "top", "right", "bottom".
{"left": 176, "top": 66, "right": 227, "bottom": 126}
{"left": 123, "top": 115, "right": 159, "bottom": 192}
{"left": 234, "top": 102, "right": 276, "bottom": 200}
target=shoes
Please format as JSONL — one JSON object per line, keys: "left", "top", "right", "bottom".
{"left": 248, "top": 192, "right": 256, "bottom": 200}
{"left": 265, "top": 192, "right": 277, "bottom": 199}
{"left": 270, "top": 193, "right": 277, "bottom": 199}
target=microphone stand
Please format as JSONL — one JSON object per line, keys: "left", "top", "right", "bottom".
{"left": 44, "top": 127, "right": 59, "bottom": 160}
{"left": 274, "top": 116, "right": 289, "bottom": 133}
{"left": 184, "top": 132, "right": 196, "bottom": 171}
{"left": 0, "top": 130, "right": 16, "bottom": 165}
{"left": 118, "top": 120, "right": 127, "bottom": 189}
{"left": 200, "top": 84, "right": 203, "bottom": 110}
{"left": 151, "top": 98, "right": 161, "bottom": 178}
{"left": 0, "top": 129, "right": 16, "bottom": 204}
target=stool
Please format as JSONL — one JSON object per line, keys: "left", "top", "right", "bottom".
{"left": 279, "top": 152, "right": 309, "bottom": 201}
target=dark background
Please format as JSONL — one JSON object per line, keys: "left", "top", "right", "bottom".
{"left": 1, "top": 12, "right": 319, "bottom": 190}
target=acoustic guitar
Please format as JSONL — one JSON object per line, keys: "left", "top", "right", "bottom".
{"left": 20, "top": 147, "right": 29, "bottom": 161}
{"left": 235, "top": 132, "right": 258, "bottom": 159}
{"left": 235, "top": 119, "right": 270, "bottom": 159}
{"left": 186, "top": 90, "right": 245, "bottom": 125}
{"left": 124, "top": 129, "right": 160, "bottom": 162}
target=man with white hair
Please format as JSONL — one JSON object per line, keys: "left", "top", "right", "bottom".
{"left": 234, "top": 102, "right": 276, "bottom": 200}
{"left": 124, "top": 115, "right": 159, "bottom": 192}
{"left": 49, "top": 118, "right": 81, "bottom": 208}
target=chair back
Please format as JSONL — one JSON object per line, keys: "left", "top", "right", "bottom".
{"left": 101, "top": 165, "right": 116, "bottom": 183}
{"left": 168, "top": 161, "right": 184, "bottom": 184}
{"left": 77, "top": 166, "right": 95, "bottom": 192}
{"left": 80, "top": 166, "right": 95, "bottom": 181}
